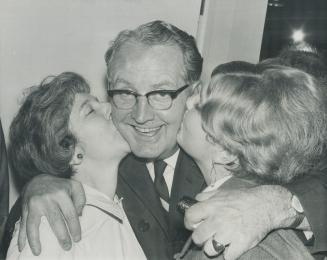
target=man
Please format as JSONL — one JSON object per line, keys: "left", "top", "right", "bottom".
{"left": 4, "top": 21, "right": 327, "bottom": 260}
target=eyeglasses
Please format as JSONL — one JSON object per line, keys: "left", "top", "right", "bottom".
{"left": 107, "top": 84, "right": 190, "bottom": 110}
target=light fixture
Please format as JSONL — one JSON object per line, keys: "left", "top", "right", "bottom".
{"left": 292, "top": 29, "right": 305, "bottom": 43}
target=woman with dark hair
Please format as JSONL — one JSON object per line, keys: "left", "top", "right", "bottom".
{"left": 177, "top": 62, "right": 325, "bottom": 259}
{"left": 7, "top": 72, "right": 146, "bottom": 259}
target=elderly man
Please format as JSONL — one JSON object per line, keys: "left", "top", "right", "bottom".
{"left": 4, "top": 21, "right": 327, "bottom": 260}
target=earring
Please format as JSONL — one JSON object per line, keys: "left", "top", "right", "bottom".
{"left": 77, "top": 153, "right": 83, "bottom": 159}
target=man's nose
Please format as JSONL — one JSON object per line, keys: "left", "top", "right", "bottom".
{"left": 131, "top": 96, "right": 155, "bottom": 123}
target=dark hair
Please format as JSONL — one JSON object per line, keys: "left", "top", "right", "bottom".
{"left": 261, "top": 44, "right": 327, "bottom": 81}
{"left": 211, "top": 61, "right": 259, "bottom": 77}
{"left": 9, "top": 72, "right": 90, "bottom": 188}
{"left": 105, "top": 20, "right": 203, "bottom": 84}
{"left": 201, "top": 64, "right": 327, "bottom": 184}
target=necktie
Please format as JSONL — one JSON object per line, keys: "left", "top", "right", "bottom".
{"left": 154, "top": 160, "right": 169, "bottom": 203}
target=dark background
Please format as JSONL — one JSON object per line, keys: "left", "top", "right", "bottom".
{"left": 260, "top": 0, "right": 327, "bottom": 60}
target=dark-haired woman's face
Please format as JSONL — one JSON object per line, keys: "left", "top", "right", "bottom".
{"left": 69, "top": 93, "right": 130, "bottom": 161}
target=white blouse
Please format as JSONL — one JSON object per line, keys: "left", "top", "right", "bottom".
{"left": 7, "top": 184, "right": 146, "bottom": 260}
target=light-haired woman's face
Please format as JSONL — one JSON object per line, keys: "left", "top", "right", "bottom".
{"left": 177, "top": 93, "right": 212, "bottom": 165}
{"left": 69, "top": 93, "right": 130, "bottom": 161}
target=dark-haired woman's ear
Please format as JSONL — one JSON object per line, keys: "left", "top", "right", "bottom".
{"left": 70, "top": 146, "right": 84, "bottom": 166}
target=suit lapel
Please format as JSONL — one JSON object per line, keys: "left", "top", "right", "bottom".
{"left": 169, "top": 149, "right": 206, "bottom": 228}
{"left": 118, "top": 154, "right": 169, "bottom": 237}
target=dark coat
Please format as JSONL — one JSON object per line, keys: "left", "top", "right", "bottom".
{"left": 116, "top": 150, "right": 205, "bottom": 260}
{"left": 0, "top": 120, "right": 9, "bottom": 246}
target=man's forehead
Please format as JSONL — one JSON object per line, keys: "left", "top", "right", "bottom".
{"left": 110, "top": 43, "right": 186, "bottom": 90}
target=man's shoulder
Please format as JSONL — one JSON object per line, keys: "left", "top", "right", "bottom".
{"left": 119, "top": 154, "right": 146, "bottom": 171}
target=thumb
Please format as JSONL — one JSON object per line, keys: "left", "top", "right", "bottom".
{"left": 195, "top": 190, "right": 217, "bottom": 201}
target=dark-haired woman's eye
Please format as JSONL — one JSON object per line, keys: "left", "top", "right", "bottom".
{"left": 86, "top": 109, "right": 94, "bottom": 116}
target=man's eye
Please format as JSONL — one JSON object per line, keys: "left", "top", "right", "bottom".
{"left": 157, "top": 92, "right": 170, "bottom": 97}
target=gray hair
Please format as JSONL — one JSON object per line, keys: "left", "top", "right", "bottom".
{"left": 104, "top": 20, "right": 203, "bottom": 84}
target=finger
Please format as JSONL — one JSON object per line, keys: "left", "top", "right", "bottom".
{"left": 26, "top": 209, "right": 41, "bottom": 256}
{"left": 46, "top": 205, "right": 72, "bottom": 251}
{"left": 18, "top": 206, "right": 28, "bottom": 252}
{"left": 70, "top": 181, "right": 86, "bottom": 216}
{"left": 184, "top": 201, "right": 211, "bottom": 230}
{"left": 191, "top": 218, "right": 221, "bottom": 245}
{"left": 195, "top": 190, "right": 217, "bottom": 201}
{"left": 59, "top": 197, "right": 81, "bottom": 242}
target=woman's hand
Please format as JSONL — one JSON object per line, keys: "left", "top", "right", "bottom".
{"left": 19, "top": 174, "right": 86, "bottom": 255}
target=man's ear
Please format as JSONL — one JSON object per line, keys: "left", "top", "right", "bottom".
{"left": 70, "top": 145, "right": 84, "bottom": 166}
{"left": 190, "top": 80, "right": 202, "bottom": 95}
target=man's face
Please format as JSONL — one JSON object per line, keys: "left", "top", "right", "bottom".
{"left": 109, "top": 43, "right": 190, "bottom": 160}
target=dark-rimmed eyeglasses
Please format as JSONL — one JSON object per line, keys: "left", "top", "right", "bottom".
{"left": 107, "top": 84, "right": 190, "bottom": 110}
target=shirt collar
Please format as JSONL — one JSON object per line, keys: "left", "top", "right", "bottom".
{"left": 83, "top": 184, "right": 124, "bottom": 223}
{"left": 202, "top": 175, "right": 232, "bottom": 193}
{"left": 163, "top": 149, "right": 180, "bottom": 169}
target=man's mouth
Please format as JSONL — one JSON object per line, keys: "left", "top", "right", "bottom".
{"left": 133, "top": 125, "right": 162, "bottom": 137}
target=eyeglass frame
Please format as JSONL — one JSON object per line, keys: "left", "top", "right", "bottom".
{"left": 107, "top": 84, "right": 190, "bottom": 110}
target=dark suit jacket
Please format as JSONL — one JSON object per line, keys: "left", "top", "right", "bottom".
{"left": 116, "top": 150, "right": 206, "bottom": 260}
{"left": 0, "top": 120, "right": 9, "bottom": 246}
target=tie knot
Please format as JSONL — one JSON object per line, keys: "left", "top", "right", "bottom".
{"left": 154, "top": 160, "right": 167, "bottom": 178}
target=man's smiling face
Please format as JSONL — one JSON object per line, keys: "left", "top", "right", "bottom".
{"left": 108, "top": 42, "right": 190, "bottom": 160}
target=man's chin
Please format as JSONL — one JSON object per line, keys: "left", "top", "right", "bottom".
{"left": 131, "top": 151, "right": 160, "bottom": 161}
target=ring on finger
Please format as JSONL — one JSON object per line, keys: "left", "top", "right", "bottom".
{"left": 212, "top": 239, "right": 226, "bottom": 255}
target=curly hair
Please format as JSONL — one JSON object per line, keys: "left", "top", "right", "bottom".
{"left": 201, "top": 64, "right": 327, "bottom": 184}
{"left": 104, "top": 20, "right": 203, "bottom": 85}
{"left": 9, "top": 72, "right": 90, "bottom": 188}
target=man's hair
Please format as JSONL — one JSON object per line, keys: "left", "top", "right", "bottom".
{"left": 9, "top": 72, "right": 90, "bottom": 188}
{"left": 104, "top": 20, "right": 203, "bottom": 84}
{"left": 201, "top": 63, "right": 327, "bottom": 184}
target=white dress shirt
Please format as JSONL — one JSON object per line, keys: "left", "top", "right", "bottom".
{"left": 7, "top": 184, "right": 146, "bottom": 260}
{"left": 146, "top": 149, "right": 179, "bottom": 211}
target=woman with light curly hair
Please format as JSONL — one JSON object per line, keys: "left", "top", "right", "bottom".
{"left": 177, "top": 61, "right": 326, "bottom": 259}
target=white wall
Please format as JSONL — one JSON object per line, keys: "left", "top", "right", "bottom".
{"left": 197, "top": 0, "right": 268, "bottom": 82}
{"left": 1, "top": 0, "right": 269, "bottom": 207}
{"left": 0, "top": 0, "right": 202, "bottom": 205}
